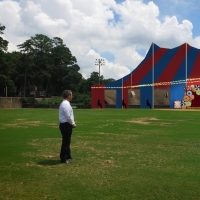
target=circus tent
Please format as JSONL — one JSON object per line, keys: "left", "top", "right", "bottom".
{"left": 91, "top": 43, "right": 200, "bottom": 109}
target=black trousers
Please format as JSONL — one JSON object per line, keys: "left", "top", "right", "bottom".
{"left": 59, "top": 122, "right": 73, "bottom": 161}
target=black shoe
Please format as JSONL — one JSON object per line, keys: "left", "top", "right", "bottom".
{"left": 67, "top": 156, "right": 74, "bottom": 159}
{"left": 61, "top": 160, "right": 69, "bottom": 164}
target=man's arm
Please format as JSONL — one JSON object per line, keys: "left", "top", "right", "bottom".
{"left": 63, "top": 103, "right": 76, "bottom": 126}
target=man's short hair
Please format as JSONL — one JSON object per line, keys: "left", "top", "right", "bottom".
{"left": 62, "top": 90, "right": 72, "bottom": 99}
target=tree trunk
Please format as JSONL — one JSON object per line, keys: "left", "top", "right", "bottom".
{"left": 23, "top": 68, "right": 27, "bottom": 97}
{"left": 45, "top": 77, "right": 50, "bottom": 97}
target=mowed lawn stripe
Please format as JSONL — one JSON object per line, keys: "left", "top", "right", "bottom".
{"left": 0, "top": 108, "right": 200, "bottom": 200}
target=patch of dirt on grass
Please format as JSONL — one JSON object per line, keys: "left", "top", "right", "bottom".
{"left": 24, "top": 138, "right": 60, "bottom": 160}
{"left": 28, "top": 139, "right": 40, "bottom": 146}
{"left": 25, "top": 162, "right": 44, "bottom": 168}
{"left": 95, "top": 132, "right": 111, "bottom": 136}
{"left": 4, "top": 123, "right": 28, "bottom": 128}
{"left": 89, "top": 132, "right": 139, "bottom": 141}
{"left": 159, "top": 123, "right": 171, "bottom": 126}
{"left": 1, "top": 120, "right": 59, "bottom": 129}
{"left": 103, "top": 159, "right": 115, "bottom": 165}
{"left": 41, "top": 154, "right": 57, "bottom": 159}
{"left": 2, "top": 120, "right": 41, "bottom": 129}
{"left": 124, "top": 117, "right": 172, "bottom": 126}
{"left": 125, "top": 117, "right": 159, "bottom": 125}
{"left": 24, "top": 121, "right": 41, "bottom": 126}
{"left": 43, "top": 122, "right": 58, "bottom": 128}
{"left": 24, "top": 137, "right": 132, "bottom": 169}
{"left": 96, "top": 123, "right": 113, "bottom": 128}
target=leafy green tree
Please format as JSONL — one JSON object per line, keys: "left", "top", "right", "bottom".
{"left": 0, "top": 29, "right": 114, "bottom": 101}
{"left": 0, "top": 24, "right": 8, "bottom": 52}
{"left": 102, "top": 78, "right": 115, "bottom": 84}
{"left": 50, "top": 37, "right": 82, "bottom": 95}
{"left": 31, "top": 34, "right": 53, "bottom": 96}
{"left": 0, "top": 24, "right": 15, "bottom": 96}
{"left": 17, "top": 40, "right": 34, "bottom": 97}
{"left": 17, "top": 35, "right": 53, "bottom": 97}
{"left": 77, "top": 78, "right": 90, "bottom": 94}
{"left": 17, "top": 35, "right": 82, "bottom": 97}
{"left": 17, "top": 39, "right": 33, "bottom": 53}
{"left": 87, "top": 71, "right": 104, "bottom": 85}
{"left": 87, "top": 71, "right": 114, "bottom": 85}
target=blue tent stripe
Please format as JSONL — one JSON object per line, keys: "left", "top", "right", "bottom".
{"left": 187, "top": 46, "right": 199, "bottom": 77}
{"left": 105, "top": 44, "right": 161, "bottom": 88}
{"left": 138, "top": 46, "right": 177, "bottom": 85}
{"left": 154, "top": 47, "right": 180, "bottom": 82}
{"left": 106, "top": 78, "right": 122, "bottom": 88}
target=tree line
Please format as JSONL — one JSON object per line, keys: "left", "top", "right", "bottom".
{"left": 0, "top": 24, "right": 114, "bottom": 105}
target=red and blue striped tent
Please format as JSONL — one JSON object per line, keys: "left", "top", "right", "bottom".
{"left": 91, "top": 43, "right": 200, "bottom": 108}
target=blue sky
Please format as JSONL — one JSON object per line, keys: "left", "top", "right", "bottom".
{"left": 8, "top": 0, "right": 200, "bottom": 38}
{"left": 115, "top": 0, "right": 200, "bottom": 37}
{"left": 104, "top": 0, "right": 200, "bottom": 62}
{"left": 110, "top": 0, "right": 200, "bottom": 60}
{"left": 146, "top": 0, "right": 200, "bottom": 37}
{"left": 5, "top": 0, "right": 200, "bottom": 37}
{"left": 1, "top": 0, "right": 200, "bottom": 79}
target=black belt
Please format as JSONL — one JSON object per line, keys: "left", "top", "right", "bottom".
{"left": 60, "top": 122, "right": 71, "bottom": 125}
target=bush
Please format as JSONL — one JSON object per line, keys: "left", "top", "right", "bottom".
{"left": 34, "top": 97, "right": 62, "bottom": 105}
{"left": 72, "top": 92, "right": 91, "bottom": 105}
{"left": 21, "top": 94, "right": 90, "bottom": 106}
{"left": 37, "top": 98, "right": 49, "bottom": 105}
{"left": 49, "top": 97, "right": 62, "bottom": 105}
{"left": 21, "top": 97, "right": 36, "bottom": 104}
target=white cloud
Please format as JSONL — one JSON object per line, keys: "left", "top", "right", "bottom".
{"left": 1, "top": 0, "right": 200, "bottom": 80}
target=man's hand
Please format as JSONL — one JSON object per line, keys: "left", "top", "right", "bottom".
{"left": 72, "top": 124, "right": 76, "bottom": 128}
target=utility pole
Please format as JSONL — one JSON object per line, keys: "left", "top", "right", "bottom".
{"left": 95, "top": 59, "right": 105, "bottom": 84}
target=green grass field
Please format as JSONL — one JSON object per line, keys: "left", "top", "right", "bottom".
{"left": 0, "top": 108, "right": 200, "bottom": 200}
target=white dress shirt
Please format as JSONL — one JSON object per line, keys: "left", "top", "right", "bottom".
{"left": 59, "top": 99, "right": 76, "bottom": 126}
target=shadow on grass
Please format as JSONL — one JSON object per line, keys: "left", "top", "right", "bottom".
{"left": 37, "top": 159, "right": 61, "bottom": 166}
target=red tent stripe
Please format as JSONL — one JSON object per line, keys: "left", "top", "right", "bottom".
{"left": 126, "top": 47, "right": 168, "bottom": 86}
{"left": 188, "top": 51, "right": 200, "bottom": 79}
{"left": 156, "top": 44, "right": 190, "bottom": 83}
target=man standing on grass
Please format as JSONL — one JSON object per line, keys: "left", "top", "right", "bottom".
{"left": 59, "top": 90, "right": 76, "bottom": 164}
